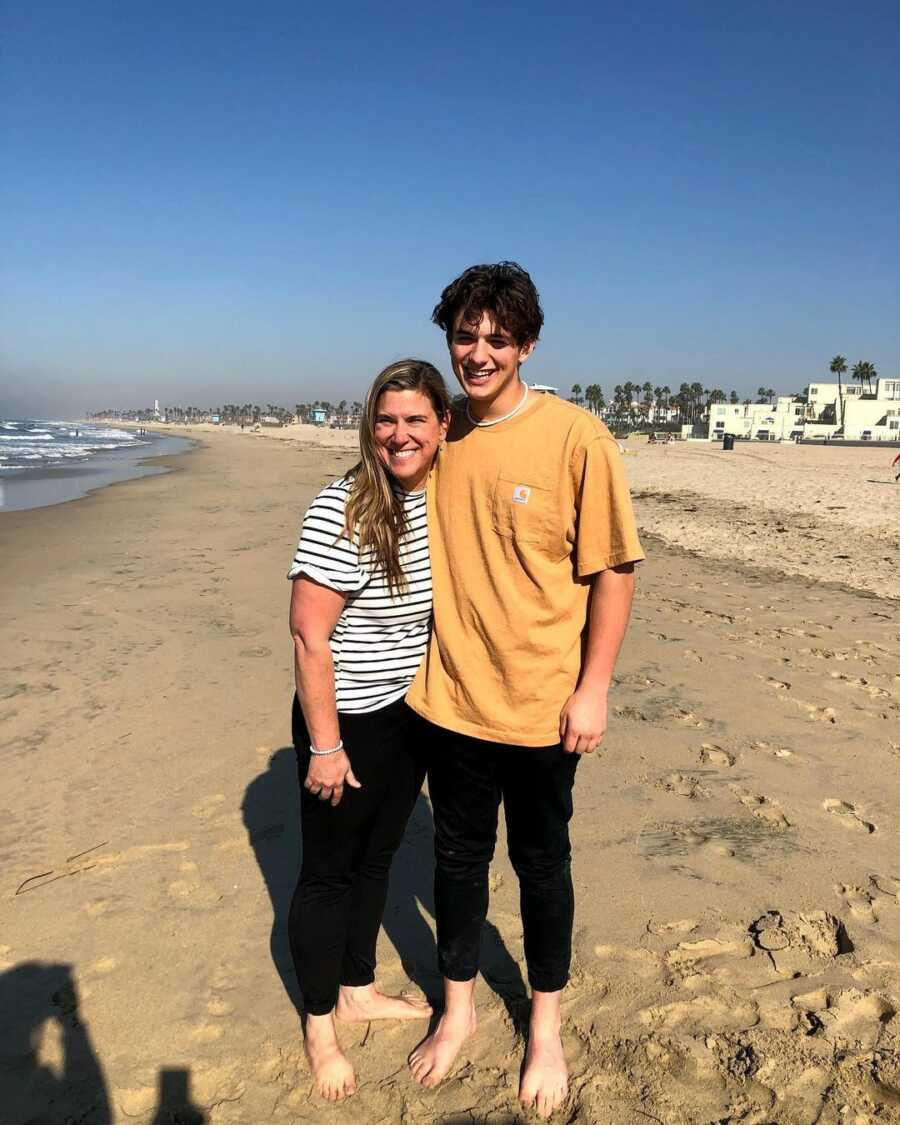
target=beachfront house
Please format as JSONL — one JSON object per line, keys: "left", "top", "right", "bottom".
{"left": 804, "top": 378, "right": 900, "bottom": 440}
{"left": 707, "top": 397, "right": 805, "bottom": 442}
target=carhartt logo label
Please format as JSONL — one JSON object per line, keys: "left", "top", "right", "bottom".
{"left": 512, "top": 485, "right": 531, "bottom": 505}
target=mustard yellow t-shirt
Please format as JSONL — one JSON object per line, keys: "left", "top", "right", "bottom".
{"left": 407, "top": 393, "right": 645, "bottom": 746}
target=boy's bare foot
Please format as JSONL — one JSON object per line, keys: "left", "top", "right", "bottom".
{"left": 336, "top": 984, "right": 432, "bottom": 1022}
{"left": 518, "top": 1032, "right": 569, "bottom": 1119}
{"left": 408, "top": 1003, "right": 477, "bottom": 1088}
{"left": 304, "top": 1013, "right": 357, "bottom": 1101}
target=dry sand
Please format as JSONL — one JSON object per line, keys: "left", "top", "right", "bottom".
{"left": 624, "top": 439, "right": 898, "bottom": 602}
{"left": 1, "top": 428, "right": 898, "bottom": 1124}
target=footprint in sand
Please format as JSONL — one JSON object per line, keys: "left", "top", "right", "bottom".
{"left": 594, "top": 944, "right": 662, "bottom": 981}
{"left": 729, "top": 785, "right": 790, "bottom": 829}
{"left": 699, "top": 744, "right": 734, "bottom": 767}
{"left": 822, "top": 798, "right": 875, "bottom": 834}
{"left": 664, "top": 935, "right": 755, "bottom": 970}
{"left": 167, "top": 877, "right": 223, "bottom": 910}
{"left": 750, "top": 739, "right": 793, "bottom": 759}
{"left": 88, "top": 957, "right": 118, "bottom": 975}
{"left": 869, "top": 873, "right": 900, "bottom": 902}
{"left": 647, "top": 918, "right": 699, "bottom": 936}
{"left": 820, "top": 988, "right": 896, "bottom": 1050}
{"left": 192, "top": 794, "right": 227, "bottom": 819}
{"left": 659, "top": 773, "right": 707, "bottom": 798}
{"left": 835, "top": 883, "right": 879, "bottom": 924}
{"left": 760, "top": 676, "right": 791, "bottom": 692}
{"left": 206, "top": 997, "right": 234, "bottom": 1017}
{"left": 829, "top": 671, "right": 893, "bottom": 701}
{"left": 638, "top": 994, "right": 759, "bottom": 1035}
{"left": 794, "top": 700, "right": 837, "bottom": 723}
{"left": 750, "top": 909, "right": 850, "bottom": 977}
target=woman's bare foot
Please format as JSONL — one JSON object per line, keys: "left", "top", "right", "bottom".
{"left": 304, "top": 1012, "right": 356, "bottom": 1101}
{"left": 518, "top": 1033, "right": 568, "bottom": 1119}
{"left": 336, "top": 983, "right": 432, "bottom": 1022}
{"left": 408, "top": 1004, "right": 476, "bottom": 1087}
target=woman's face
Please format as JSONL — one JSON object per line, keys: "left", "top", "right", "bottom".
{"left": 373, "top": 388, "right": 447, "bottom": 491}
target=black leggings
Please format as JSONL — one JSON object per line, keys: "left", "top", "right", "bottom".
{"left": 425, "top": 722, "right": 579, "bottom": 994}
{"left": 288, "top": 695, "right": 426, "bottom": 1016}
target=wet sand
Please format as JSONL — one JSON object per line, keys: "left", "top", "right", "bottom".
{"left": 1, "top": 428, "right": 898, "bottom": 1123}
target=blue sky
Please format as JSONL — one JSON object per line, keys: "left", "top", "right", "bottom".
{"left": 2, "top": 0, "right": 898, "bottom": 417}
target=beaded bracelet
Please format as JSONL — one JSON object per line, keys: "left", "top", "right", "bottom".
{"left": 309, "top": 739, "right": 344, "bottom": 757}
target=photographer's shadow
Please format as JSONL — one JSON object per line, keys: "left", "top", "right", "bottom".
{"left": 242, "top": 748, "right": 527, "bottom": 1020}
{"left": 0, "top": 961, "right": 111, "bottom": 1125}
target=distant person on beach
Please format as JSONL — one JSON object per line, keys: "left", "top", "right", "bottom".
{"left": 287, "top": 359, "right": 450, "bottom": 1101}
{"left": 406, "top": 263, "right": 644, "bottom": 1118}
{"left": 893, "top": 451, "right": 900, "bottom": 481}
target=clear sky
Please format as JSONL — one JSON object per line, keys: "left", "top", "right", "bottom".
{"left": 2, "top": 0, "right": 898, "bottom": 418}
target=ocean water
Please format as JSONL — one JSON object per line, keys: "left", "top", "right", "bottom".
{"left": 0, "top": 420, "right": 194, "bottom": 512}
{"left": 0, "top": 419, "right": 147, "bottom": 470}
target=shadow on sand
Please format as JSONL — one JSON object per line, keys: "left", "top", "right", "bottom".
{"left": 242, "top": 745, "right": 528, "bottom": 1024}
{"left": 0, "top": 961, "right": 112, "bottom": 1124}
{"left": 0, "top": 961, "right": 209, "bottom": 1124}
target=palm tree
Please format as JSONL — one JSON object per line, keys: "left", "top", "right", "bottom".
{"left": 612, "top": 384, "right": 623, "bottom": 424}
{"left": 729, "top": 390, "right": 739, "bottom": 405}
{"left": 853, "top": 360, "right": 877, "bottom": 394}
{"left": 689, "top": 382, "right": 703, "bottom": 423}
{"left": 830, "top": 355, "right": 847, "bottom": 429}
{"left": 570, "top": 383, "right": 583, "bottom": 406}
{"left": 641, "top": 382, "right": 653, "bottom": 423}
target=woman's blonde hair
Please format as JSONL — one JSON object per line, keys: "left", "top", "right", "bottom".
{"left": 344, "top": 359, "right": 450, "bottom": 595}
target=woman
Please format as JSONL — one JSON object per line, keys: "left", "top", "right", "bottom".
{"left": 287, "top": 359, "right": 450, "bottom": 1102}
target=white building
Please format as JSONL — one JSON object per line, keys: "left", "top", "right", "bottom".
{"left": 707, "top": 397, "right": 805, "bottom": 442}
{"left": 804, "top": 378, "right": 900, "bottom": 440}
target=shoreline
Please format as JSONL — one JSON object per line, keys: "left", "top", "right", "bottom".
{"left": 0, "top": 431, "right": 199, "bottom": 514}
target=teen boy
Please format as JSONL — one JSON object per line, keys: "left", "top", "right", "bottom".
{"left": 406, "top": 262, "right": 644, "bottom": 1118}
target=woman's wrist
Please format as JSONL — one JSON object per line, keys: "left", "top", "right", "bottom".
{"left": 309, "top": 739, "right": 344, "bottom": 757}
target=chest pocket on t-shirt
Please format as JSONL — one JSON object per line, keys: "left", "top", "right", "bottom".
{"left": 490, "top": 472, "right": 560, "bottom": 553}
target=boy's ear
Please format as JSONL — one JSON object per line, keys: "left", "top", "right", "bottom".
{"left": 519, "top": 340, "right": 536, "bottom": 364}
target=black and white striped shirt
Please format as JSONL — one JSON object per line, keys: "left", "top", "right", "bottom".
{"left": 288, "top": 476, "right": 432, "bottom": 713}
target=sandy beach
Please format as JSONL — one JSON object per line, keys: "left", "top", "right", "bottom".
{"left": 2, "top": 427, "right": 898, "bottom": 1124}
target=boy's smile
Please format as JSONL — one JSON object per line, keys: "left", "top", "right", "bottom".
{"left": 449, "top": 310, "right": 534, "bottom": 421}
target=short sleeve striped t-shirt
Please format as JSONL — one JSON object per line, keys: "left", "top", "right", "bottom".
{"left": 288, "top": 476, "right": 432, "bottom": 713}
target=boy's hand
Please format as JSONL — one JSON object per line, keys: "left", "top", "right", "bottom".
{"left": 559, "top": 688, "right": 608, "bottom": 755}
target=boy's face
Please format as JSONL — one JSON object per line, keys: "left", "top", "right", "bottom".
{"left": 448, "top": 309, "right": 534, "bottom": 419}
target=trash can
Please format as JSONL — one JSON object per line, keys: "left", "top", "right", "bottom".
{"left": 723, "top": 433, "right": 735, "bottom": 450}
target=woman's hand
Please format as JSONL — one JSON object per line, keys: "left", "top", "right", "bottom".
{"left": 304, "top": 750, "right": 362, "bottom": 807}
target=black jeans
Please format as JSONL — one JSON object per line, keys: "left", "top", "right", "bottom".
{"left": 288, "top": 695, "right": 426, "bottom": 1016}
{"left": 425, "top": 722, "right": 579, "bottom": 993}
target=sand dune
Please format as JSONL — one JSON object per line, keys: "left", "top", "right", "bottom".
{"left": 1, "top": 429, "right": 897, "bottom": 1123}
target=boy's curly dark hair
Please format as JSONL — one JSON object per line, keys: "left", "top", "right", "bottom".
{"left": 432, "top": 261, "right": 544, "bottom": 347}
